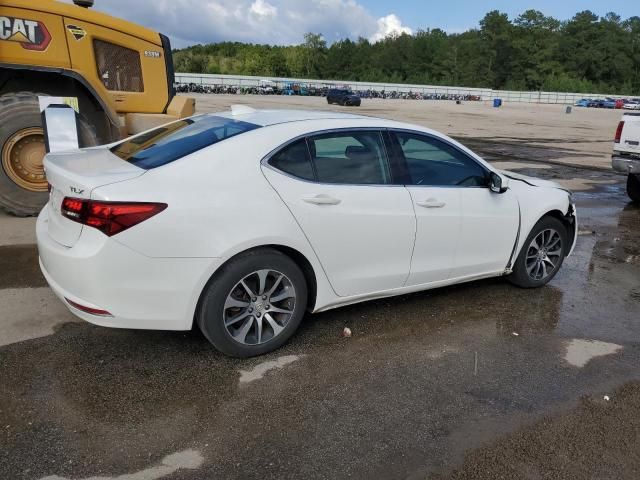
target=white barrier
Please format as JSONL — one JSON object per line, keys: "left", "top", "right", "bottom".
{"left": 175, "top": 72, "right": 617, "bottom": 104}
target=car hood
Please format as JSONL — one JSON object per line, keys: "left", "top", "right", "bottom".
{"left": 499, "top": 170, "right": 565, "bottom": 191}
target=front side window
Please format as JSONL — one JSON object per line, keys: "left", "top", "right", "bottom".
{"left": 111, "top": 115, "right": 260, "bottom": 169}
{"left": 308, "top": 131, "right": 390, "bottom": 184}
{"left": 392, "top": 132, "right": 487, "bottom": 187}
{"left": 94, "top": 39, "right": 144, "bottom": 92}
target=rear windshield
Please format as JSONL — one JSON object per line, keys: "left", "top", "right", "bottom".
{"left": 110, "top": 115, "right": 260, "bottom": 169}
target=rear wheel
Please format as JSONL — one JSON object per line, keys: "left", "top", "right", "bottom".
{"left": 627, "top": 174, "right": 640, "bottom": 203}
{"left": 197, "top": 249, "right": 308, "bottom": 357}
{"left": 507, "top": 216, "right": 568, "bottom": 288}
{"left": 0, "top": 92, "right": 98, "bottom": 216}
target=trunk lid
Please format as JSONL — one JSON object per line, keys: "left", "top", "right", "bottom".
{"left": 44, "top": 148, "right": 145, "bottom": 247}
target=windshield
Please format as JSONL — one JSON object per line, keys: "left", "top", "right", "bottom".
{"left": 111, "top": 115, "right": 260, "bottom": 169}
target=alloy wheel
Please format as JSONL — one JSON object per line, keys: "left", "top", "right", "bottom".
{"left": 223, "top": 269, "right": 296, "bottom": 345}
{"left": 525, "top": 228, "right": 563, "bottom": 281}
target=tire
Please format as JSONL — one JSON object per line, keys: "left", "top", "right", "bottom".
{"left": 627, "top": 174, "right": 640, "bottom": 203}
{"left": 327, "top": 98, "right": 332, "bottom": 104}
{"left": 197, "top": 248, "right": 308, "bottom": 357}
{"left": 0, "top": 92, "right": 98, "bottom": 216}
{"left": 507, "top": 216, "right": 568, "bottom": 288}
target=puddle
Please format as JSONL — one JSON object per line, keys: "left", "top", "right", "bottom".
{"left": 40, "top": 448, "right": 203, "bottom": 480}
{"left": 563, "top": 339, "right": 622, "bottom": 368}
{"left": 239, "top": 354, "right": 303, "bottom": 383}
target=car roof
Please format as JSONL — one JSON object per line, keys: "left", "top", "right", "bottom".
{"left": 212, "top": 107, "right": 368, "bottom": 127}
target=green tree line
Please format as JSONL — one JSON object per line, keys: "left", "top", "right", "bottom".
{"left": 173, "top": 10, "right": 640, "bottom": 95}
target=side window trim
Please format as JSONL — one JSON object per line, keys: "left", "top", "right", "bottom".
{"left": 264, "top": 128, "right": 398, "bottom": 186}
{"left": 386, "top": 128, "right": 490, "bottom": 188}
{"left": 382, "top": 129, "right": 409, "bottom": 185}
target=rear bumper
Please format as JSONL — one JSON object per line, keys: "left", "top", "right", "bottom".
{"left": 37, "top": 207, "right": 219, "bottom": 331}
{"left": 612, "top": 154, "right": 640, "bottom": 174}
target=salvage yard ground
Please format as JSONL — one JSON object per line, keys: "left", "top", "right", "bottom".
{"left": 1, "top": 97, "right": 639, "bottom": 480}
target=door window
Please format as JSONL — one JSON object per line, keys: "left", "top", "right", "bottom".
{"left": 308, "top": 131, "right": 390, "bottom": 184}
{"left": 392, "top": 132, "right": 487, "bottom": 187}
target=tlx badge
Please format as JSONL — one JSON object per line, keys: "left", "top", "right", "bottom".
{"left": 66, "top": 24, "right": 86, "bottom": 41}
{"left": 0, "top": 16, "right": 51, "bottom": 51}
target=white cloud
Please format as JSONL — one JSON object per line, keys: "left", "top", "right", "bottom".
{"left": 370, "top": 14, "right": 413, "bottom": 42}
{"left": 61, "top": 0, "right": 411, "bottom": 48}
{"left": 250, "top": 0, "right": 277, "bottom": 18}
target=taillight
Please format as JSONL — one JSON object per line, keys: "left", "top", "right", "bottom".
{"left": 615, "top": 121, "right": 624, "bottom": 143}
{"left": 61, "top": 197, "right": 167, "bottom": 236}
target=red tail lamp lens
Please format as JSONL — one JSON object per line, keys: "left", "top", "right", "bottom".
{"left": 61, "top": 197, "right": 167, "bottom": 236}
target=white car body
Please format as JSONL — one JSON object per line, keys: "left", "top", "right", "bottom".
{"left": 37, "top": 107, "right": 577, "bottom": 333}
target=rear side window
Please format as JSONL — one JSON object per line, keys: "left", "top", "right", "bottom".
{"left": 308, "top": 131, "right": 390, "bottom": 184}
{"left": 269, "top": 139, "right": 314, "bottom": 181}
{"left": 111, "top": 115, "right": 260, "bottom": 169}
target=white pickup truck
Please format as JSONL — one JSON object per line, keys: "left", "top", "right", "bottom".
{"left": 612, "top": 113, "right": 640, "bottom": 202}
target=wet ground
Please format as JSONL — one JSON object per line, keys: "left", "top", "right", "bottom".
{"left": 1, "top": 146, "right": 639, "bottom": 479}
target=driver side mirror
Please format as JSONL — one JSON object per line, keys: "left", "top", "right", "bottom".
{"left": 489, "top": 172, "right": 509, "bottom": 194}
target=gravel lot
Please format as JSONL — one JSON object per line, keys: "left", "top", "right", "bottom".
{"left": 1, "top": 96, "right": 638, "bottom": 480}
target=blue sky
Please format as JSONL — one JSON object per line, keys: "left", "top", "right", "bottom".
{"left": 81, "top": 0, "right": 638, "bottom": 48}
{"left": 367, "top": 0, "right": 638, "bottom": 33}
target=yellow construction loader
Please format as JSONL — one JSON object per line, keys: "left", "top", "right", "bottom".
{"left": 0, "top": 0, "right": 195, "bottom": 215}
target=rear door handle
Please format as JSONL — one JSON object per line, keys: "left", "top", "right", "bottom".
{"left": 302, "top": 194, "right": 342, "bottom": 205}
{"left": 416, "top": 198, "right": 446, "bottom": 208}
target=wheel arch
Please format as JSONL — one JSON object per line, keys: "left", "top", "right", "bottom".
{"left": 192, "top": 244, "right": 319, "bottom": 328}
{"left": 536, "top": 205, "right": 578, "bottom": 257}
{"left": 521, "top": 207, "right": 576, "bottom": 259}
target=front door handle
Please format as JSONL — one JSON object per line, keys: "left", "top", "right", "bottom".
{"left": 416, "top": 198, "right": 446, "bottom": 208}
{"left": 302, "top": 194, "right": 342, "bottom": 205}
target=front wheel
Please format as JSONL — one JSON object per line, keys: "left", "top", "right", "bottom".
{"left": 507, "top": 216, "right": 568, "bottom": 288}
{"left": 197, "top": 249, "right": 308, "bottom": 357}
{"left": 627, "top": 174, "right": 640, "bottom": 203}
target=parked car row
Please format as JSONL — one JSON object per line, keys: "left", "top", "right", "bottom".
{"left": 174, "top": 82, "right": 482, "bottom": 103}
{"left": 575, "top": 98, "right": 640, "bottom": 110}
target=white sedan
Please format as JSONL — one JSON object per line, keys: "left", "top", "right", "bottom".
{"left": 37, "top": 106, "right": 577, "bottom": 357}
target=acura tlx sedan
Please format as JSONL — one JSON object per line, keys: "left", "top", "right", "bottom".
{"left": 37, "top": 106, "right": 577, "bottom": 357}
